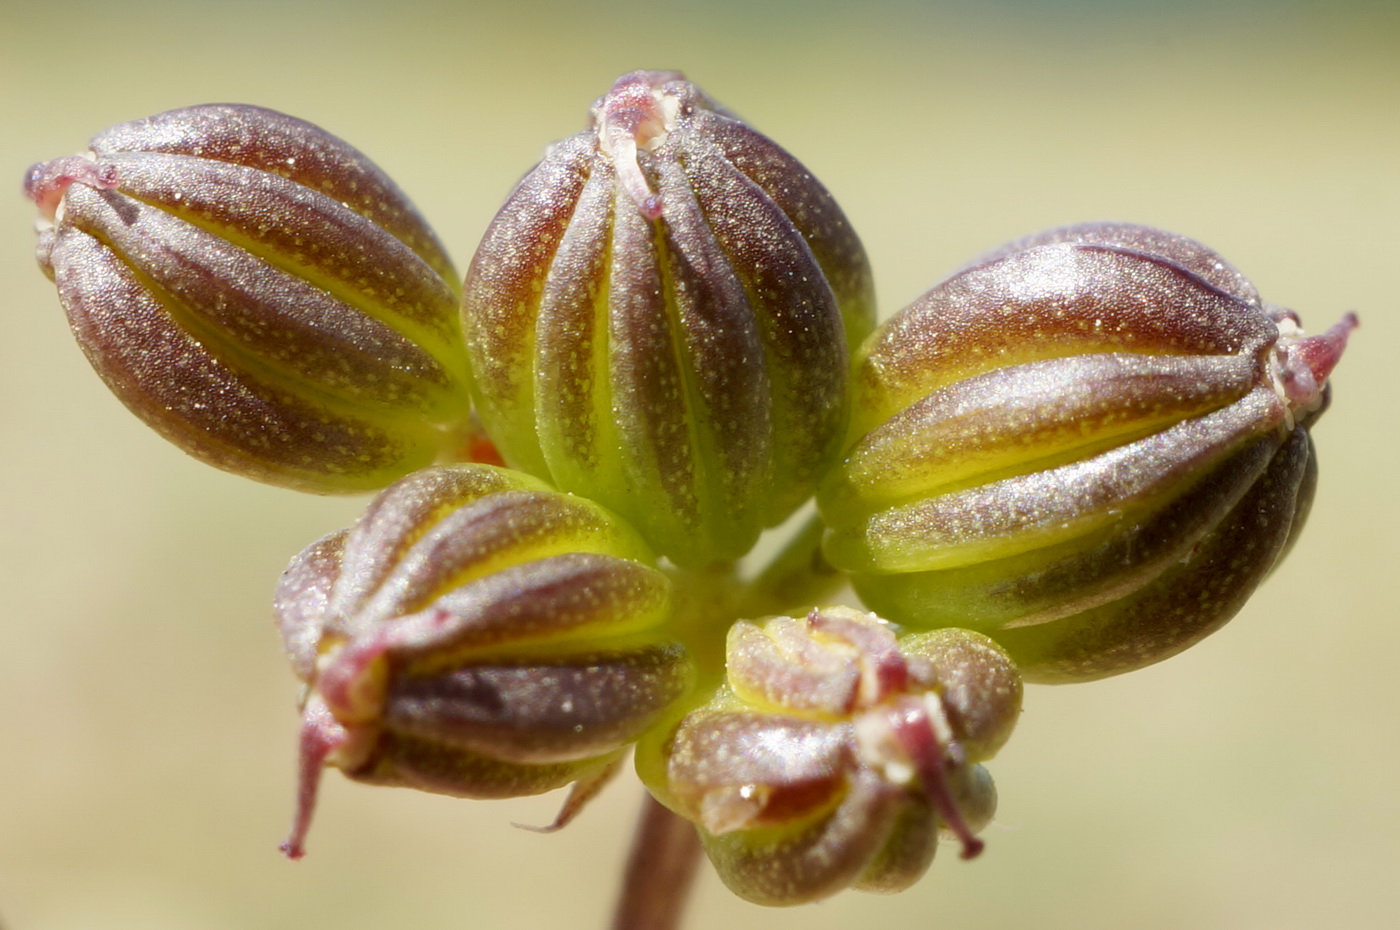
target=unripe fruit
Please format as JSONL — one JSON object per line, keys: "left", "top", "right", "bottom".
{"left": 273, "top": 464, "right": 691, "bottom": 858}
{"left": 25, "top": 104, "right": 472, "bottom": 493}
{"left": 462, "top": 70, "right": 875, "bottom": 566}
{"left": 637, "top": 607, "right": 1021, "bottom": 905}
{"left": 820, "top": 223, "right": 1355, "bottom": 682}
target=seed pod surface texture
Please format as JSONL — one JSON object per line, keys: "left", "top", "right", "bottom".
{"left": 463, "top": 70, "right": 875, "bottom": 566}
{"left": 820, "top": 223, "right": 1355, "bottom": 683}
{"left": 25, "top": 104, "right": 473, "bottom": 493}
{"left": 637, "top": 606, "right": 1021, "bottom": 905}
{"left": 274, "top": 464, "right": 691, "bottom": 858}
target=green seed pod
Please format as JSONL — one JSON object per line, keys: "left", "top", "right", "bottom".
{"left": 25, "top": 104, "right": 472, "bottom": 493}
{"left": 273, "top": 464, "right": 691, "bottom": 858}
{"left": 820, "top": 223, "right": 1356, "bottom": 683}
{"left": 462, "top": 70, "right": 875, "bottom": 567}
{"left": 636, "top": 607, "right": 1021, "bottom": 906}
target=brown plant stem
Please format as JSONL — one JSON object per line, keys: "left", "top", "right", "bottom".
{"left": 608, "top": 516, "right": 844, "bottom": 928}
{"left": 611, "top": 793, "right": 703, "bottom": 930}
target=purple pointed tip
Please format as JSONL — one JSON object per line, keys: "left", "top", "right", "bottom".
{"left": 1295, "top": 312, "right": 1358, "bottom": 388}
{"left": 888, "top": 696, "right": 986, "bottom": 860}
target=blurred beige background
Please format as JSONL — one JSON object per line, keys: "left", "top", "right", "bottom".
{"left": 2, "top": 0, "right": 1396, "bottom": 928}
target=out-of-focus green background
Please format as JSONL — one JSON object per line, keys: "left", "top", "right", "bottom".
{"left": 2, "top": 0, "right": 1396, "bottom": 927}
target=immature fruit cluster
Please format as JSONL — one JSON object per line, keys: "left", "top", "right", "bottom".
{"left": 638, "top": 607, "right": 1020, "bottom": 905}
{"left": 26, "top": 73, "right": 1356, "bottom": 907}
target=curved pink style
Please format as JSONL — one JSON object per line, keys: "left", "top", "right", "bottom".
{"left": 594, "top": 70, "right": 682, "bottom": 220}
{"left": 280, "top": 698, "right": 352, "bottom": 861}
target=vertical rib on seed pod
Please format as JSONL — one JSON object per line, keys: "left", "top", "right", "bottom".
{"left": 26, "top": 104, "right": 473, "bottom": 493}
{"left": 463, "top": 70, "right": 875, "bottom": 567}
{"left": 821, "top": 223, "right": 1356, "bottom": 682}
{"left": 273, "top": 464, "right": 692, "bottom": 859}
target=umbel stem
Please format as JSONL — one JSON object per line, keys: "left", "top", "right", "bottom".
{"left": 738, "top": 511, "right": 846, "bottom": 617}
{"left": 611, "top": 794, "right": 703, "bottom": 930}
{"left": 607, "top": 516, "right": 846, "bottom": 928}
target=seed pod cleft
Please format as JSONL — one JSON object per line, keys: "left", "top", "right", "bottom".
{"left": 820, "top": 223, "right": 1356, "bottom": 682}
{"left": 636, "top": 606, "right": 1021, "bottom": 905}
{"left": 26, "top": 104, "right": 473, "bottom": 493}
{"left": 463, "top": 70, "right": 875, "bottom": 566}
{"left": 274, "top": 464, "right": 692, "bottom": 858}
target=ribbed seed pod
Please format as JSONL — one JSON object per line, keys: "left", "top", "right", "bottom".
{"left": 462, "top": 70, "right": 875, "bottom": 567}
{"left": 820, "top": 223, "right": 1356, "bottom": 682}
{"left": 273, "top": 464, "right": 691, "bottom": 858}
{"left": 25, "top": 104, "right": 472, "bottom": 493}
{"left": 636, "top": 607, "right": 1021, "bottom": 906}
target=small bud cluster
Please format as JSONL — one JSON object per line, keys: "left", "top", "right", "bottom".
{"left": 25, "top": 74, "right": 1356, "bottom": 908}
{"left": 639, "top": 607, "right": 1020, "bottom": 905}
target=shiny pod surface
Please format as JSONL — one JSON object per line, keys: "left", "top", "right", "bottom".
{"left": 26, "top": 104, "right": 472, "bottom": 493}
{"left": 820, "top": 223, "right": 1354, "bottom": 682}
{"left": 463, "top": 70, "right": 875, "bottom": 566}
{"left": 273, "top": 464, "right": 691, "bottom": 858}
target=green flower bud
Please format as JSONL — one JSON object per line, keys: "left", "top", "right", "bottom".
{"left": 820, "top": 223, "right": 1356, "bottom": 682}
{"left": 637, "top": 607, "right": 1021, "bottom": 905}
{"left": 273, "top": 464, "right": 691, "bottom": 858}
{"left": 462, "top": 70, "right": 875, "bottom": 566}
{"left": 25, "top": 104, "right": 472, "bottom": 493}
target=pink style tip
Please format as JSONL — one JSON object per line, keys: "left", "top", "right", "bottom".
{"left": 280, "top": 698, "right": 351, "bottom": 862}
{"left": 24, "top": 156, "right": 120, "bottom": 221}
{"left": 1296, "top": 312, "right": 1358, "bottom": 388}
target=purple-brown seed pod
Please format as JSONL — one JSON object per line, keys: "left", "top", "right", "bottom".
{"left": 819, "top": 223, "right": 1356, "bottom": 682}
{"left": 462, "top": 70, "right": 875, "bottom": 567}
{"left": 25, "top": 104, "right": 473, "bottom": 493}
{"left": 273, "top": 464, "right": 691, "bottom": 858}
{"left": 635, "top": 607, "right": 1021, "bottom": 905}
